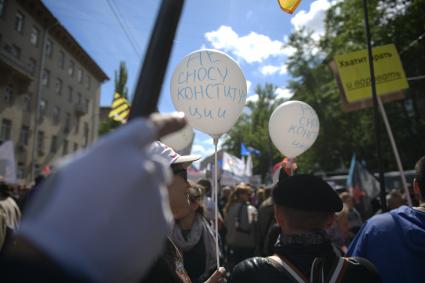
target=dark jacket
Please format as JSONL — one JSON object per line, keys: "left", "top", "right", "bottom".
{"left": 230, "top": 231, "right": 381, "bottom": 283}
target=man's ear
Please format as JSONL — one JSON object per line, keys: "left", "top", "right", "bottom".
{"left": 413, "top": 178, "right": 422, "bottom": 201}
{"left": 274, "top": 205, "right": 284, "bottom": 227}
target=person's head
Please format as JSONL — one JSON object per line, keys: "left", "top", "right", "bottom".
{"left": 150, "top": 141, "right": 200, "bottom": 220}
{"left": 386, "top": 189, "right": 405, "bottom": 210}
{"left": 272, "top": 175, "right": 343, "bottom": 235}
{"left": 339, "top": 192, "right": 354, "bottom": 209}
{"left": 222, "top": 185, "right": 233, "bottom": 199}
{"left": 223, "top": 183, "right": 252, "bottom": 215}
{"left": 197, "top": 179, "right": 212, "bottom": 196}
{"left": 414, "top": 155, "right": 425, "bottom": 203}
{"left": 256, "top": 188, "right": 266, "bottom": 205}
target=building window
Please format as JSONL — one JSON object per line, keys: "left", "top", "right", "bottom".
{"left": 59, "top": 50, "right": 65, "bottom": 69}
{"left": 37, "top": 131, "right": 44, "bottom": 155}
{"left": 84, "top": 122, "right": 89, "bottom": 146}
{"left": 77, "top": 68, "right": 83, "bottom": 83}
{"left": 17, "top": 163, "right": 25, "bottom": 180}
{"left": 68, "top": 86, "right": 73, "bottom": 103}
{"left": 42, "top": 69, "right": 50, "bottom": 86}
{"left": 62, "top": 139, "right": 69, "bottom": 155}
{"left": 10, "top": 44, "right": 21, "bottom": 58}
{"left": 77, "top": 92, "right": 82, "bottom": 105}
{"left": 28, "top": 58, "right": 36, "bottom": 74}
{"left": 74, "top": 117, "right": 80, "bottom": 134}
{"left": 52, "top": 106, "right": 61, "bottom": 124}
{"left": 39, "top": 99, "right": 47, "bottom": 121}
{"left": 68, "top": 60, "right": 74, "bottom": 77}
{"left": 22, "top": 95, "right": 31, "bottom": 111}
{"left": 84, "top": 98, "right": 90, "bottom": 112}
{"left": 19, "top": 126, "right": 29, "bottom": 145}
{"left": 45, "top": 39, "right": 53, "bottom": 58}
{"left": 55, "top": 78, "right": 62, "bottom": 95}
{"left": 0, "top": 119, "right": 12, "bottom": 141}
{"left": 30, "top": 26, "right": 39, "bottom": 46}
{"left": 65, "top": 112, "right": 71, "bottom": 133}
{"left": 50, "top": 135, "right": 58, "bottom": 153}
{"left": 4, "top": 84, "right": 13, "bottom": 102}
{"left": 73, "top": 143, "right": 78, "bottom": 152}
{"left": 0, "top": 0, "right": 6, "bottom": 17}
{"left": 15, "top": 11, "right": 24, "bottom": 33}
{"left": 86, "top": 74, "right": 91, "bottom": 90}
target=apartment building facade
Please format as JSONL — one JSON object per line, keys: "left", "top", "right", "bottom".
{"left": 0, "top": 0, "right": 108, "bottom": 181}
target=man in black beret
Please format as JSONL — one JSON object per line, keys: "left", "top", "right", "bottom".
{"left": 230, "top": 174, "right": 382, "bottom": 283}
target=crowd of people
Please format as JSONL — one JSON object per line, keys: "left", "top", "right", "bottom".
{"left": 0, "top": 113, "right": 424, "bottom": 283}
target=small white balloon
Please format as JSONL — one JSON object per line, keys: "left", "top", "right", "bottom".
{"left": 160, "top": 124, "right": 194, "bottom": 151}
{"left": 269, "top": 100, "right": 320, "bottom": 158}
{"left": 170, "top": 49, "right": 247, "bottom": 137}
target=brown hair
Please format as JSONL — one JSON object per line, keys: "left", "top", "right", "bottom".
{"left": 189, "top": 182, "right": 206, "bottom": 216}
{"left": 223, "top": 183, "right": 251, "bottom": 216}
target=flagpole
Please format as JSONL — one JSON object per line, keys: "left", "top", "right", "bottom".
{"left": 128, "top": 0, "right": 185, "bottom": 119}
{"left": 362, "top": 0, "right": 387, "bottom": 211}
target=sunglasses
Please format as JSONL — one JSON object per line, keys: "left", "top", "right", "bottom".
{"left": 172, "top": 167, "right": 188, "bottom": 182}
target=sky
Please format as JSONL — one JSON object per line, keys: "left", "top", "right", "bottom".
{"left": 42, "top": 0, "right": 336, "bottom": 158}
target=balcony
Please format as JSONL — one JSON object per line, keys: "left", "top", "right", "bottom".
{"left": 75, "top": 103, "right": 88, "bottom": 116}
{"left": 0, "top": 45, "right": 34, "bottom": 85}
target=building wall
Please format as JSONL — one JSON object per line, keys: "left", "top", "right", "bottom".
{"left": 0, "top": 0, "right": 107, "bottom": 182}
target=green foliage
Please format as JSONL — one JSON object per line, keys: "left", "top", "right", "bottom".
{"left": 224, "top": 0, "right": 425, "bottom": 177}
{"left": 286, "top": 0, "right": 425, "bottom": 172}
{"left": 114, "top": 61, "right": 129, "bottom": 99}
{"left": 99, "top": 62, "right": 129, "bottom": 136}
{"left": 223, "top": 83, "right": 284, "bottom": 180}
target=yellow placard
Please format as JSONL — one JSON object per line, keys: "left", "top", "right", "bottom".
{"left": 278, "top": 0, "right": 302, "bottom": 14}
{"left": 335, "top": 44, "right": 409, "bottom": 103}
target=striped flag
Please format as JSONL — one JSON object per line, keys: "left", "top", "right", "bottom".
{"left": 109, "top": 92, "right": 130, "bottom": 124}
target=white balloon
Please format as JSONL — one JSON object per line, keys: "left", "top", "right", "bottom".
{"left": 269, "top": 100, "right": 320, "bottom": 158}
{"left": 160, "top": 124, "right": 194, "bottom": 151}
{"left": 170, "top": 49, "right": 247, "bottom": 137}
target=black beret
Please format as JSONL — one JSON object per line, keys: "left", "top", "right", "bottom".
{"left": 272, "top": 174, "right": 343, "bottom": 212}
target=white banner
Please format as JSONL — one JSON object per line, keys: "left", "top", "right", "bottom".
{"left": 222, "top": 152, "right": 245, "bottom": 177}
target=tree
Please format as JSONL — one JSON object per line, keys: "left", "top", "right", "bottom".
{"left": 115, "top": 61, "right": 129, "bottom": 99}
{"left": 98, "top": 62, "right": 129, "bottom": 136}
{"left": 223, "top": 84, "right": 284, "bottom": 180}
{"left": 284, "top": 0, "right": 425, "bottom": 172}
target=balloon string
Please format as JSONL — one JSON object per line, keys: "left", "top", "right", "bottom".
{"left": 213, "top": 136, "right": 220, "bottom": 269}
{"left": 288, "top": 158, "right": 294, "bottom": 176}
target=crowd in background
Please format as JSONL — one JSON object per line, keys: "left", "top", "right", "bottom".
{"left": 0, "top": 115, "right": 423, "bottom": 283}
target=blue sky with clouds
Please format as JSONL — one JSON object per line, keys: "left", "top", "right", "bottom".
{"left": 43, "top": 0, "right": 335, "bottom": 157}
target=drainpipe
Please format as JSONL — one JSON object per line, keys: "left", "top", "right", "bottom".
{"left": 30, "top": 21, "right": 58, "bottom": 182}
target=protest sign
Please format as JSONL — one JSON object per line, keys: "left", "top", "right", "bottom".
{"left": 335, "top": 44, "right": 408, "bottom": 103}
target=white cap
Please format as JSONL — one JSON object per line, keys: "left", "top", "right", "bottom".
{"left": 150, "top": 141, "right": 200, "bottom": 166}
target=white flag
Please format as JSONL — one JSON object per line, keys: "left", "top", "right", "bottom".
{"left": 222, "top": 152, "right": 245, "bottom": 177}
{"left": 0, "top": 141, "right": 17, "bottom": 184}
{"left": 244, "top": 154, "right": 253, "bottom": 177}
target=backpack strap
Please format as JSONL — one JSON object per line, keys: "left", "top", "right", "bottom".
{"left": 310, "top": 256, "right": 350, "bottom": 283}
{"left": 268, "top": 255, "right": 309, "bottom": 283}
{"left": 329, "top": 257, "right": 349, "bottom": 283}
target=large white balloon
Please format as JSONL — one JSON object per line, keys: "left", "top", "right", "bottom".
{"left": 170, "top": 49, "right": 247, "bottom": 137}
{"left": 160, "top": 124, "right": 194, "bottom": 151}
{"left": 269, "top": 101, "right": 320, "bottom": 158}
